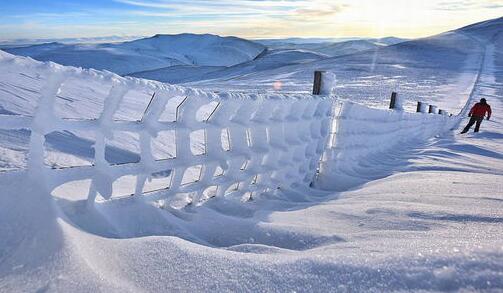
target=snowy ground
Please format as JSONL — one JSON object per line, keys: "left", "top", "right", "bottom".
{"left": 190, "top": 30, "right": 483, "bottom": 114}
{"left": 1, "top": 19, "right": 502, "bottom": 292}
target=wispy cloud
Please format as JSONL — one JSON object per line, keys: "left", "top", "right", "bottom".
{"left": 115, "top": 0, "right": 349, "bottom": 19}
{"left": 293, "top": 3, "right": 349, "bottom": 18}
{"left": 435, "top": 0, "right": 503, "bottom": 11}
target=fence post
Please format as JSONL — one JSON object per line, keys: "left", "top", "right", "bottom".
{"left": 439, "top": 110, "right": 444, "bottom": 115}
{"left": 389, "top": 92, "right": 397, "bottom": 109}
{"left": 312, "top": 71, "right": 323, "bottom": 95}
{"left": 428, "top": 105, "right": 435, "bottom": 114}
{"left": 417, "top": 101, "right": 423, "bottom": 113}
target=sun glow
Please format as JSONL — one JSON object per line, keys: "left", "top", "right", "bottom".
{"left": 0, "top": 0, "right": 502, "bottom": 40}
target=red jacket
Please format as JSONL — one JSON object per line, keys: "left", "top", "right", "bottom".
{"left": 469, "top": 102, "right": 491, "bottom": 118}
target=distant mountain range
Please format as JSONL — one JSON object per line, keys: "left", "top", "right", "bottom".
{"left": 3, "top": 17, "right": 501, "bottom": 90}
{"left": 2, "top": 34, "right": 266, "bottom": 75}
{"left": 2, "top": 34, "right": 406, "bottom": 79}
{"left": 254, "top": 36, "right": 406, "bottom": 45}
{"left": 255, "top": 37, "right": 406, "bottom": 57}
{"left": 0, "top": 35, "right": 144, "bottom": 48}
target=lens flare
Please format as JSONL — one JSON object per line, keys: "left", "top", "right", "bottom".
{"left": 273, "top": 81, "right": 282, "bottom": 91}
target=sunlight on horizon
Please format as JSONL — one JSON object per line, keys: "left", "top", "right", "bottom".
{"left": 0, "top": 0, "right": 502, "bottom": 40}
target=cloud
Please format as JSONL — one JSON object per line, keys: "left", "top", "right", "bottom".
{"left": 115, "top": 0, "right": 349, "bottom": 19}
{"left": 293, "top": 3, "right": 349, "bottom": 18}
{"left": 435, "top": 0, "right": 503, "bottom": 11}
{"left": 114, "top": 0, "right": 299, "bottom": 12}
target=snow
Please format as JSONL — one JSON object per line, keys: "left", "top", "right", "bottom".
{"left": 0, "top": 17, "right": 502, "bottom": 292}
{"left": 0, "top": 49, "right": 333, "bottom": 205}
{"left": 190, "top": 29, "right": 485, "bottom": 114}
{"left": 4, "top": 34, "right": 266, "bottom": 75}
{"left": 3, "top": 35, "right": 405, "bottom": 86}
{"left": 317, "top": 100, "right": 456, "bottom": 190}
{"left": 130, "top": 49, "right": 327, "bottom": 84}
{"left": 119, "top": 34, "right": 265, "bottom": 67}
{"left": 255, "top": 37, "right": 407, "bottom": 57}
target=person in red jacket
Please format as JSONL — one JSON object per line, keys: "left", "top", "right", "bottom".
{"left": 461, "top": 98, "right": 492, "bottom": 133}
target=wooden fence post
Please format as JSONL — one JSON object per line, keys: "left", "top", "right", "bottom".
{"left": 389, "top": 92, "right": 397, "bottom": 109}
{"left": 312, "top": 71, "right": 323, "bottom": 95}
{"left": 417, "top": 101, "right": 423, "bottom": 113}
{"left": 428, "top": 105, "right": 435, "bottom": 113}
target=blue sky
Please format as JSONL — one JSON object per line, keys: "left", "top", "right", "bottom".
{"left": 0, "top": 0, "right": 502, "bottom": 41}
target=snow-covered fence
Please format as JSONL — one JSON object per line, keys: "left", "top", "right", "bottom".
{"left": 0, "top": 58, "right": 333, "bottom": 205}
{"left": 316, "top": 99, "right": 459, "bottom": 189}
{"left": 0, "top": 53, "right": 464, "bottom": 203}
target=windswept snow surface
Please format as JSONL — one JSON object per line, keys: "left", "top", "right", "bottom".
{"left": 1, "top": 18, "right": 503, "bottom": 292}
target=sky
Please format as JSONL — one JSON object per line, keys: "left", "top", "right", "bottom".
{"left": 0, "top": 0, "right": 502, "bottom": 41}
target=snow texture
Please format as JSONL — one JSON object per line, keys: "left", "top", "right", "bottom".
{"left": 317, "top": 100, "right": 458, "bottom": 190}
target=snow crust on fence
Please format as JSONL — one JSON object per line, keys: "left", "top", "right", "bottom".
{"left": 0, "top": 51, "right": 333, "bottom": 205}
{"left": 0, "top": 51, "right": 460, "bottom": 204}
{"left": 317, "top": 101, "right": 459, "bottom": 189}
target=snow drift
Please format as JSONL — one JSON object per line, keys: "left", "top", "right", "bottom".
{"left": 318, "top": 101, "right": 459, "bottom": 190}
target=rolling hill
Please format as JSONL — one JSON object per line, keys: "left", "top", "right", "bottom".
{"left": 4, "top": 33, "right": 266, "bottom": 75}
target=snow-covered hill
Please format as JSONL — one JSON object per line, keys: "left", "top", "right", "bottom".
{"left": 127, "top": 38, "right": 406, "bottom": 84}
{"left": 305, "top": 39, "right": 387, "bottom": 56}
{"left": 4, "top": 34, "right": 266, "bottom": 75}
{"left": 256, "top": 37, "right": 406, "bottom": 56}
{"left": 3, "top": 35, "right": 405, "bottom": 82}
{"left": 120, "top": 33, "right": 266, "bottom": 67}
{"left": 456, "top": 16, "right": 503, "bottom": 40}
{"left": 130, "top": 49, "right": 327, "bottom": 83}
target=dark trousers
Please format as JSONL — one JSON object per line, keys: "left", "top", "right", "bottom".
{"left": 461, "top": 116, "right": 484, "bottom": 133}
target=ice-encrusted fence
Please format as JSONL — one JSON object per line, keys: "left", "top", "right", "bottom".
{"left": 0, "top": 54, "right": 464, "bottom": 206}
{"left": 316, "top": 100, "right": 460, "bottom": 189}
{"left": 0, "top": 60, "right": 333, "bottom": 205}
